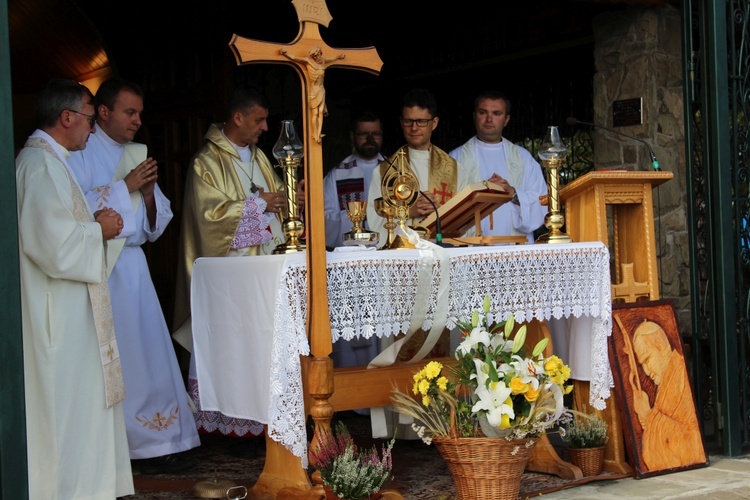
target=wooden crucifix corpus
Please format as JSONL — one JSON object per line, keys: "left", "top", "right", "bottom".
{"left": 229, "top": 1, "right": 383, "bottom": 498}
{"left": 279, "top": 46, "right": 345, "bottom": 144}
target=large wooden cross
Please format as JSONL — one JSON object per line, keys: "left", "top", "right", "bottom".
{"left": 228, "top": 1, "right": 383, "bottom": 497}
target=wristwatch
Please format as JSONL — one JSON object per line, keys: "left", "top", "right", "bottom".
{"left": 511, "top": 192, "right": 520, "bottom": 205}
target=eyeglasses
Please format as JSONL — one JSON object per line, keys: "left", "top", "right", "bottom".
{"left": 354, "top": 131, "right": 383, "bottom": 138}
{"left": 400, "top": 118, "right": 433, "bottom": 127}
{"left": 66, "top": 109, "right": 96, "bottom": 128}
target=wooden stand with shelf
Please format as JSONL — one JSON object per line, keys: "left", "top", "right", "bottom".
{"left": 558, "top": 170, "right": 673, "bottom": 474}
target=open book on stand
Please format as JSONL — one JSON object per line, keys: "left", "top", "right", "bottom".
{"left": 418, "top": 180, "right": 524, "bottom": 244}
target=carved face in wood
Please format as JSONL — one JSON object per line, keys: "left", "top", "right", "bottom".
{"left": 633, "top": 320, "right": 671, "bottom": 385}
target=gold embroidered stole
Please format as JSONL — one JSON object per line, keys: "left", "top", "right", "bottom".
{"left": 426, "top": 146, "right": 458, "bottom": 206}
{"left": 25, "top": 137, "right": 125, "bottom": 408}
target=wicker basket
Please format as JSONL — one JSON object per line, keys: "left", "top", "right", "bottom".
{"left": 567, "top": 446, "right": 605, "bottom": 476}
{"left": 432, "top": 436, "right": 537, "bottom": 500}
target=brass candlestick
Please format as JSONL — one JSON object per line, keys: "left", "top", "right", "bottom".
{"left": 272, "top": 120, "right": 306, "bottom": 254}
{"left": 536, "top": 125, "right": 573, "bottom": 244}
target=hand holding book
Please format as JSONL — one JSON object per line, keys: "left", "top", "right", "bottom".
{"left": 487, "top": 173, "right": 516, "bottom": 198}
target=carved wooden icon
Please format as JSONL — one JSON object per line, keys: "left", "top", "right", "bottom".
{"left": 608, "top": 300, "right": 708, "bottom": 478}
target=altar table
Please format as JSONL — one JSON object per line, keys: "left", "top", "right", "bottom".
{"left": 192, "top": 242, "right": 613, "bottom": 463}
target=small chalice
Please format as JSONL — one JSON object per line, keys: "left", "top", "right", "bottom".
{"left": 373, "top": 197, "right": 398, "bottom": 249}
{"left": 342, "top": 200, "right": 379, "bottom": 247}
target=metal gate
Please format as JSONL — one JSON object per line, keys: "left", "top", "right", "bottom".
{"left": 683, "top": 0, "right": 750, "bottom": 455}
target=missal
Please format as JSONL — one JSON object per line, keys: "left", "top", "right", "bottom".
{"left": 419, "top": 180, "right": 513, "bottom": 238}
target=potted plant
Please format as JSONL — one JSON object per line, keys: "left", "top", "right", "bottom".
{"left": 308, "top": 421, "right": 395, "bottom": 500}
{"left": 560, "top": 409, "right": 609, "bottom": 476}
{"left": 390, "top": 296, "right": 574, "bottom": 499}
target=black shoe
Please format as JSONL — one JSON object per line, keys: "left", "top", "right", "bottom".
{"left": 136, "top": 452, "right": 197, "bottom": 475}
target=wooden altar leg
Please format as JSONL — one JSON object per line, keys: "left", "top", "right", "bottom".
{"left": 272, "top": 356, "right": 333, "bottom": 499}
{"left": 572, "top": 380, "right": 632, "bottom": 475}
{"left": 252, "top": 433, "right": 313, "bottom": 499}
{"left": 523, "top": 320, "right": 583, "bottom": 480}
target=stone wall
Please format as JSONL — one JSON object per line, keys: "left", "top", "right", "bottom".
{"left": 592, "top": 5, "right": 693, "bottom": 334}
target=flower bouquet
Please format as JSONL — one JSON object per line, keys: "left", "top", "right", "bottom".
{"left": 390, "top": 296, "right": 574, "bottom": 499}
{"left": 309, "top": 421, "right": 395, "bottom": 500}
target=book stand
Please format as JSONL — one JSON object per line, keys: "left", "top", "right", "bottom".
{"left": 420, "top": 189, "right": 526, "bottom": 245}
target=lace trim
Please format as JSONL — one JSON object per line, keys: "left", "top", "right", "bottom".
{"left": 231, "top": 197, "right": 272, "bottom": 249}
{"left": 267, "top": 243, "right": 612, "bottom": 463}
{"left": 188, "top": 378, "right": 264, "bottom": 437}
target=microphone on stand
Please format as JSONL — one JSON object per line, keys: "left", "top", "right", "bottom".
{"left": 420, "top": 191, "right": 453, "bottom": 248}
{"left": 566, "top": 116, "right": 661, "bottom": 171}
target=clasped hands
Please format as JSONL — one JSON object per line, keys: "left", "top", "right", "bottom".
{"left": 411, "top": 191, "right": 437, "bottom": 218}
{"left": 124, "top": 157, "right": 158, "bottom": 197}
{"left": 94, "top": 207, "right": 123, "bottom": 240}
{"left": 488, "top": 173, "right": 516, "bottom": 197}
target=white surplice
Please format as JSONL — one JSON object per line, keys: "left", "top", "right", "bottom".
{"left": 69, "top": 126, "right": 200, "bottom": 459}
{"left": 16, "top": 130, "right": 134, "bottom": 499}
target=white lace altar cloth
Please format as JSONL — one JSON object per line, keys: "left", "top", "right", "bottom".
{"left": 192, "top": 241, "right": 612, "bottom": 465}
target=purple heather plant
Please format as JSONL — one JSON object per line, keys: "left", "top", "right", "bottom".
{"left": 309, "top": 421, "right": 395, "bottom": 500}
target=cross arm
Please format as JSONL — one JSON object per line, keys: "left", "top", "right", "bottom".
{"left": 229, "top": 28, "right": 382, "bottom": 75}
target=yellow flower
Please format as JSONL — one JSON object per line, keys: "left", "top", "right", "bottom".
{"left": 422, "top": 395, "right": 431, "bottom": 406}
{"left": 545, "top": 356, "right": 572, "bottom": 386}
{"left": 524, "top": 386, "right": 540, "bottom": 402}
{"left": 424, "top": 361, "right": 443, "bottom": 380}
{"left": 417, "top": 379, "right": 430, "bottom": 396}
{"left": 413, "top": 369, "right": 424, "bottom": 382}
{"left": 564, "top": 384, "right": 574, "bottom": 395}
{"left": 545, "top": 355, "right": 564, "bottom": 376}
{"left": 509, "top": 377, "right": 529, "bottom": 395}
{"left": 437, "top": 376, "right": 449, "bottom": 391}
{"left": 412, "top": 380, "right": 419, "bottom": 395}
{"left": 498, "top": 397, "right": 514, "bottom": 429}
{"left": 500, "top": 414, "right": 511, "bottom": 428}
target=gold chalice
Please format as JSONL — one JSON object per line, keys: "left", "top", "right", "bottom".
{"left": 342, "top": 200, "right": 379, "bottom": 247}
{"left": 373, "top": 197, "right": 397, "bottom": 249}
{"left": 346, "top": 201, "right": 366, "bottom": 233}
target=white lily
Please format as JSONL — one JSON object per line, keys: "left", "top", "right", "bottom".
{"left": 456, "top": 326, "right": 491, "bottom": 357}
{"left": 471, "top": 357, "right": 494, "bottom": 387}
{"left": 472, "top": 380, "right": 515, "bottom": 428}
